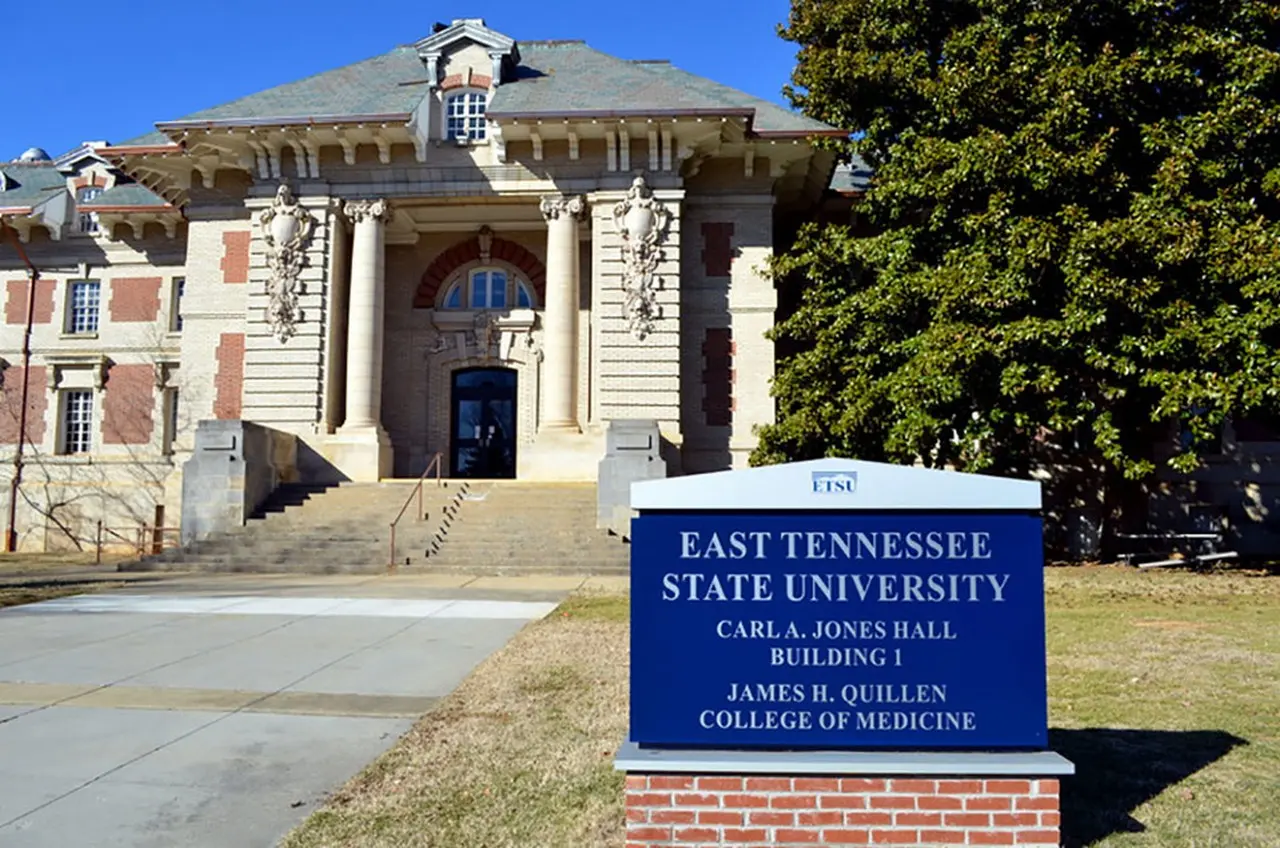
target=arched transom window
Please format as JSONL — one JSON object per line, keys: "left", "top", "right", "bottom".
{"left": 445, "top": 91, "right": 488, "bottom": 141}
{"left": 441, "top": 268, "right": 537, "bottom": 310}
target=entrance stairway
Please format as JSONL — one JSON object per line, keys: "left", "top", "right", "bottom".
{"left": 124, "top": 481, "right": 629, "bottom": 575}
{"left": 425, "top": 482, "right": 629, "bottom": 575}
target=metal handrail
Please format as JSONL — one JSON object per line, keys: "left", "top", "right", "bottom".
{"left": 95, "top": 521, "right": 182, "bottom": 563}
{"left": 388, "top": 452, "right": 444, "bottom": 568}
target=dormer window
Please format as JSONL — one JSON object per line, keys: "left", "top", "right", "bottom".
{"left": 440, "top": 268, "right": 537, "bottom": 310}
{"left": 446, "top": 91, "right": 488, "bottom": 141}
{"left": 76, "top": 187, "right": 102, "bottom": 234}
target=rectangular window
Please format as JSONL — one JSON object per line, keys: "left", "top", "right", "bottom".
{"left": 163, "top": 388, "right": 180, "bottom": 454}
{"left": 77, "top": 187, "right": 102, "bottom": 234}
{"left": 170, "top": 277, "right": 185, "bottom": 332}
{"left": 66, "top": 281, "right": 100, "bottom": 334}
{"left": 61, "top": 390, "right": 94, "bottom": 454}
{"left": 446, "top": 92, "right": 488, "bottom": 141}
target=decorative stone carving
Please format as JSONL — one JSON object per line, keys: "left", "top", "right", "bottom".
{"left": 473, "top": 311, "right": 502, "bottom": 361}
{"left": 539, "top": 195, "right": 586, "bottom": 221}
{"left": 258, "top": 183, "right": 316, "bottom": 343}
{"left": 611, "top": 176, "right": 671, "bottom": 340}
{"left": 344, "top": 198, "right": 392, "bottom": 224}
{"left": 478, "top": 225, "right": 493, "bottom": 263}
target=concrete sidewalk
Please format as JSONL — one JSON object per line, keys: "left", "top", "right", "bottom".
{"left": 0, "top": 572, "right": 619, "bottom": 847}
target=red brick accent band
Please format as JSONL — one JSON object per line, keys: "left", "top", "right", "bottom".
{"left": 5, "top": 279, "right": 56, "bottom": 325}
{"left": 415, "top": 235, "right": 546, "bottom": 308}
{"left": 213, "top": 333, "right": 245, "bottom": 420}
{"left": 625, "top": 774, "right": 1061, "bottom": 846}
{"left": 221, "top": 231, "right": 251, "bottom": 284}
{"left": 702, "top": 328, "right": 735, "bottom": 427}
{"left": 441, "top": 73, "right": 494, "bottom": 90}
{"left": 0, "top": 365, "right": 47, "bottom": 444}
{"left": 102, "top": 364, "right": 154, "bottom": 445}
{"left": 701, "top": 222, "right": 735, "bottom": 278}
{"left": 71, "top": 174, "right": 106, "bottom": 190}
{"left": 108, "top": 277, "right": 162, "bottom": 323}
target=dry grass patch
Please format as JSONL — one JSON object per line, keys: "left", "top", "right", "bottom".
{"left": 282, "top": 594, "right": 629, "bottom": 848}
{"left": 0, "top": 551, "right": 129, "bottom": 575}
{"left": 0, "top": 581, "right": 126, "bottom": 609}
{"left": 285, "top": 570, "right": 1277, "bottom": 848}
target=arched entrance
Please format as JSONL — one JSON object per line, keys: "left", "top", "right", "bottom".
{"left": 450, "top": 368, "right": 517, "bottom": 478}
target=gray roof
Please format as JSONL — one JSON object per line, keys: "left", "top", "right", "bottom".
{"left": 82, "top": 183, "right": 170, "bottom": 208}
{"left": 161, "top": 46, "right": 433, "bottom": 126}
{"left": 830, "top": 156, "right": 873, "bottom": 193}
{"left": 145, "top": 39, "right": 837, "bottom": 137}
{"left": 489, "top": 43, "right": 837, "bottom": 134}
{"left": 630, "top": 59, "right": 835, "bottom": 134}
{"left": 116, "top": 130, "right": 173, "bottom": 147}
{"left": 0, "top": 162, "right": 66, "bottom": 210}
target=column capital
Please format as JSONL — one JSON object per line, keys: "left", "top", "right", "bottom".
{"left": 540, "top": 195, "right": 587, "bottom": 222}
{"left": 344, "top": 198, "right": 392, "bottom": 225}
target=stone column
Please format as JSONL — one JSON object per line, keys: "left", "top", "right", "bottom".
{"left": 342, "top": 199, "right": 390, "bottom": 428}
{"left": 538, "top": 195, "right": 586, "bottom": 432}
{"left": 325, "top": 198, "right": 393, "bottom": 481}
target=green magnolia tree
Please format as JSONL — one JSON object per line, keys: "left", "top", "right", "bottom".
{"left": 758, "top": 0, "right": 1280, "bottom": 533}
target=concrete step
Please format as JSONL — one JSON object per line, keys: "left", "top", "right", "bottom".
{"left": 133, "top": 480, "right": 627, "bottom": 576}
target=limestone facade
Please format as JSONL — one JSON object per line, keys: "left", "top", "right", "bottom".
{"left": 0, "top": 18, "right": 845, "bottom": 550}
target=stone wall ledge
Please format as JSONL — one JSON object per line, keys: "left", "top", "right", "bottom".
{"left": 615, "top": 741, "right": 1075, "bottom": 776}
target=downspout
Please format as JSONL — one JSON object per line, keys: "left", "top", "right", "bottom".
{"left": 0, "top": 216, "right": 40, "bottom": 552}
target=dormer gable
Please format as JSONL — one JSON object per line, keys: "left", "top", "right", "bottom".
{"left": 414, "top": 18, "right": 519, "bottom": 88}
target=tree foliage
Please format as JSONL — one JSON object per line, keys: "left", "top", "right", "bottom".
{"left": 758, "top": 0, "right": 1280, "bottom": 523}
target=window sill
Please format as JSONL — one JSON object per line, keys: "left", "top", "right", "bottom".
{"left": 430, "top": 308, "right": 536, "bottom": 333}
{"left": 59, "top": 333, "right": 100, "bottom": 341}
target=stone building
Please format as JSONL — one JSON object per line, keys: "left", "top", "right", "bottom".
{"left": 0, "top": 19, "right": 849, "bottom": 551}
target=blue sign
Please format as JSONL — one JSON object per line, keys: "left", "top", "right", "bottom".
{"left": 630, "top": 512, "right": 1046, "bottom": 750}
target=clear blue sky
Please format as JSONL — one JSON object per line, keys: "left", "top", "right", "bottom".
{"left": 1, "top": 1, "right": 800, "bottom": 160}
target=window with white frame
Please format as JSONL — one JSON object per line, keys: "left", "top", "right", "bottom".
{"left": 76, "top": 187, "right": 103, "bottom": 234}
{"left": 439, "top": 269, "right": 537, "bottom": 311}
{"left": 445, "top": 91, "right": 488, "bottom": 141}
{"left": 60, "top": 390, "right": 94, "bottom": 454}
{"left": 66, "top": 281, "right": 100, "bottom": 334}
{"left": 170, "top": 277, "right": 185, "bottom": 332}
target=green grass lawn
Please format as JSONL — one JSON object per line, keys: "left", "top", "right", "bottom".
{"left": 284, "top": 569, "right": 1279, "bottom": 848}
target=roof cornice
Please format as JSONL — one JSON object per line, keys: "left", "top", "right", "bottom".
{"left": 414, "top": 19, "right": 516, "bottom": 55}
{"left": 153, "top": 113, "right": 412, "bottom": 133}
{"left": 487, "top": 107, "right": 756, "bottom": 122}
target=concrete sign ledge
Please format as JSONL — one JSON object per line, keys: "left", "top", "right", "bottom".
{"left": 631, "top": 458, "right": 1041, "bottom": 512}
{"left": 614, "top": 741, "right": 1075, "bottom": 776}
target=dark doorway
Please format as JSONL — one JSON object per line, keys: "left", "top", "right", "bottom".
{"left": 450, "top": 368, "right": 517, "bottom": 478}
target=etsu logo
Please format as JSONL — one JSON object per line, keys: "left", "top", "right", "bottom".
{"left": 812, "top": 471, "right": 858, "bottom": 495}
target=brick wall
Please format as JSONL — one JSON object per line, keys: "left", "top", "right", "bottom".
{"left": 108, "top": 277, "right": 162, "bottom": 322}
{"left": 701, "top": 222, "right": 735, "bottom": 278}
{"left": 625, "top": 774, "right": 1061, "bottom": 847}
{"left": 213, "top": 333, "right": 245, "bottom": 419}
{"left": 0, "top": 365, "right": 47, "bottom": 444}
{"left": 220, "top": 231, "right": 251, "bottom": 284}
{"left": 102, "top": 364, "right": 154, "bottom": 445}
{"left": 5, "top": 278, "right": 55, "bottom": 325}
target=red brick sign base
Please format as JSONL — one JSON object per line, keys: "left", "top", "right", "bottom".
{"left": 625, "top": 773, "right": 1061, "bottom": 847}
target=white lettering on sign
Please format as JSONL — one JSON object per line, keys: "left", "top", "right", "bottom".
{"left": 660, "top": 571, "right": 1009, "bottom": 603}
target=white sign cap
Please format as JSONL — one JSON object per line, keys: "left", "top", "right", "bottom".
{"left": 631, "top": 459, "right": 1041, "bottom": 512}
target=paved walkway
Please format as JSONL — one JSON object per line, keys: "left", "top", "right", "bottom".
{"left": 0, "top": 572, "right": 615, "bottom": 847}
